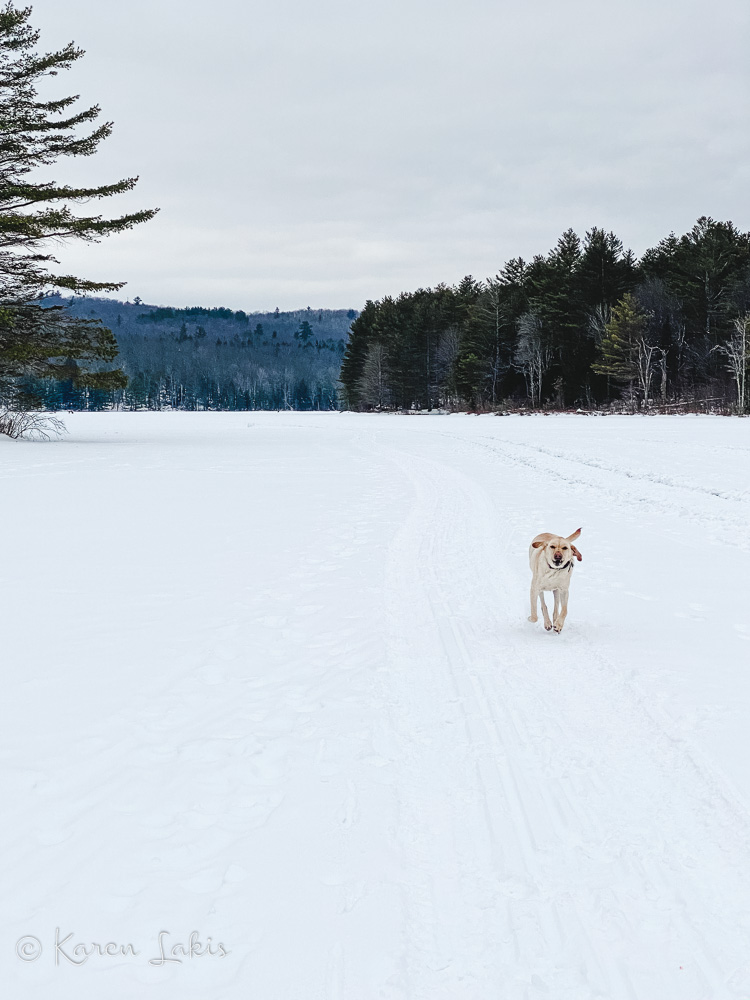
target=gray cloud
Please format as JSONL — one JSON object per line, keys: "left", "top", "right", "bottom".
{"left": 30, "top": 0, "right": 750, "bottom": 308}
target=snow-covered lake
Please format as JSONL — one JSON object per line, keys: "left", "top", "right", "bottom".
{"left": 3, "top": 411, "right": 750, "bottom": 1000}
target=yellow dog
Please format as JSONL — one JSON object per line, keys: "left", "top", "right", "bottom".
{"left": 528, "top": 528, "right": 582, "bottom": 633}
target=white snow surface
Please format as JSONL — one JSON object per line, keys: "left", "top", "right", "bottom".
{"left": 2, "top": 411, "right": 750, "bottom": 999}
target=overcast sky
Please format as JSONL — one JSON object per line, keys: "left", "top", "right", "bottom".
{"left": 29, "top": 0, "right": 750, "bottom": 311}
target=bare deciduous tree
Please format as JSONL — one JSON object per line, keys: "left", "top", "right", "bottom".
{"left": 635, "top": 339, "right": 663, "bottom": 409}
{"left": 716, "top": 314, "right": 749, "bottom": 413}
{"left": 435, "top": 326, "right": 460, "bottom": 406}
{"left": 515, "top": 312, "right": 551, "bottom": 407}
{"left": 357, "top": 343, "right": 390, "bottom": 409}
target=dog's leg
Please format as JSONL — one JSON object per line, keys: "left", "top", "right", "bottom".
{"left": 528, "top": 584, "right": 538, "bottom": 623}
{"left": 539, "top": 592, "right": 552, "bottom": 631}
{"left": 554, "top": 590, "right": 569, "bottom": 633}
{"left": 553, "top": 589, "right": 560, "bottom": 624}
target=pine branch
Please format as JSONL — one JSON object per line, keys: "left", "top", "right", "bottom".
{"left": 0, "top": 177, "right": 139, "bottom": 208}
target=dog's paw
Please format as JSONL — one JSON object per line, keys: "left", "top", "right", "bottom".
{"left": 553, "top": 624, "right": 563, "bottom": 633}
{"left": 528, "top": 615, "right": 538, "bottom": 623}
{"left": 544, "top": 622, "right": 552, "bottom": 631}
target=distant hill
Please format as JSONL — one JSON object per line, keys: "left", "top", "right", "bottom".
{"left": 32, "top": 296, "right": 360, "bottom": 411}
{"left": 44, "top": 295, "right": 359, "bottom": 343}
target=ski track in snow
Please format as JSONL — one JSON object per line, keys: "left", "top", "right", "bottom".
{"left": 2, "top": 412, "right": 750, "bottom": 1000}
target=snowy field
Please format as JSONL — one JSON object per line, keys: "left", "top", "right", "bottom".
{"left": 3, "top": 411, "right": 750, "bottom": 1000}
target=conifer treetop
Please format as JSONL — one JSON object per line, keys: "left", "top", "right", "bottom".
{"left": 0, "top": 1, "right": 158, "bottom": 299}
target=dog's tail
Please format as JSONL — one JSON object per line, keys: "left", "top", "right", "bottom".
{"left": 567, "top": 527, "right": 582, "bottom": 541}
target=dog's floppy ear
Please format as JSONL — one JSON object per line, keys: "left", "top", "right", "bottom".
{"left": 571, "top": 544, "right": 582, "bottom": 561}
{"left": 567, "top": 527, "right": 581, "bottom": 541}
{"left": 531, "top": 540, "right": 545, "bottom": 548}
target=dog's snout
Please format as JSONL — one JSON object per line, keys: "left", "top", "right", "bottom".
{"left": 553, "top": 551, "right": 562, "bottom": 562}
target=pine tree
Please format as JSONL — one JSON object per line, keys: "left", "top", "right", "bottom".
{"left": 297, "top": 320, "right": 314, "bottom": 343}
{"left": 592, "top": 293, "right": 658, "bottom": 407}
{"left": 340, "top": 300, "right": 383, "bottom": 408}
{"left": 0, "top": 2, "right": 157, "bottom": 416}
{"left": 592, "top": 294, "right": 642, "bottom": 380}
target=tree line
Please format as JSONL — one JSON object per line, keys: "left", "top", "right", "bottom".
{"left": 20, "top": 297, "right": 352, "bottom": 411}
{"left": 340, "top": 219, "right": 750, "bottom": 413}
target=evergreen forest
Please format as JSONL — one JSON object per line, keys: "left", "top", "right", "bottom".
{"left": 340, "top": 218, "right": 750, "bottom": 414}
{"left": 19, "top": 297, "right": 355, "bottom": 411}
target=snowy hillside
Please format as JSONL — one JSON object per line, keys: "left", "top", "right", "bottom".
{"left": 2, "top": 412, "right": 750, "bottom": 999}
